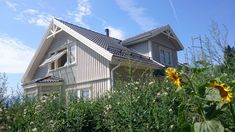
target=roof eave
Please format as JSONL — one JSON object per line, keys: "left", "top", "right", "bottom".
{"left": 111, "top": 56, "right": 164, "bottom": 69}
{"left": 23, "top": 82, "right": 64, "bottom": 89}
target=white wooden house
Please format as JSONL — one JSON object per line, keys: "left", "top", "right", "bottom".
{"left": 22, "top": 18, "right": 183, "bottom": 99}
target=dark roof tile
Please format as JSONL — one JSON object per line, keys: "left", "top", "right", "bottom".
{"left": 32, "top": 76, "right": 63, "bottom": 84}
{"left": 57, "top": 19, "right": 157, "bottom": 65}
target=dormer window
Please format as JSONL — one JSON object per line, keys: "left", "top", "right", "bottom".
{"left": 159, "top": 47, "right": 172, "bottom": 66}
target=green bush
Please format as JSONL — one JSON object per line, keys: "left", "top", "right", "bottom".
{"left": 0, "top": 66, "right": 235, "bottom": 131}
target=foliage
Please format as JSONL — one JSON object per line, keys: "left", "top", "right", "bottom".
{"left": 0, "top": 65, "right": 235, "bottom": 132}
{"left": 224, "top": 45, "right": 235, "bottom": 72}
{"left": 0, "top": 73, "right": 7, "bottom": 103}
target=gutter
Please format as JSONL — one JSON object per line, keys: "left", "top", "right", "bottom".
{"left": 110, "top": 63, "right": 121, "bottom": 91}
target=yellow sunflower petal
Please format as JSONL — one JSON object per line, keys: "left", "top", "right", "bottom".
{"left": 165, "top": 68, "right": 182, "bottom": 88}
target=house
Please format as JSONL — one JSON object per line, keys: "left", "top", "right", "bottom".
{"left": 22, "top": 18, "right": 183, "bottom": 100}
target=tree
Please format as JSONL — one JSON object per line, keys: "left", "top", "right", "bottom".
{"left": 224, "top": 45, "right": 235, "bottom": 70}
{"left": 0, "top": 73, "right": 8, "bottom": 103}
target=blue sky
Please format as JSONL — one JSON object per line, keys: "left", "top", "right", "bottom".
{"left": 0, "top": 0, "right": 234, "bottom": 94}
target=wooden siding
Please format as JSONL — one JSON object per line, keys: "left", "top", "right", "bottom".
{"left": 65, "top": 78, "right": 111, "bottom": 99}
{"left": 126, "top": 34, "right": 178, "bottom": 67}
{"left": 31, "top": 31, "right": 111, "bottom": 98}
{"left": 33, "top": 31, "right": 77, "bottom": 79}
{"left": 24, "top": 87, "right": 38, "bottom": 96}
{"left": 128, "top": 41, "right": 149, "bottom": 57}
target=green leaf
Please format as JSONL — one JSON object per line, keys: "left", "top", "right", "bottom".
{"left": 191, "top": 67, "right": 208, "bottom": 74}
{"left": 205, "top": 88, "right": 221, "bottom": 102}
{"left": 175, "top": 87, "right": 183, "bottom": 92}
{"left": 197, "top": 84, "right": 207, "bottom": 97}
{"left": 194, "top": 120, "right": 224, "bottom": 132}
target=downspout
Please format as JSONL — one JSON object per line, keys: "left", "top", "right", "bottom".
{"left": 110, "top": 63, "right": 121, "bottom": 91}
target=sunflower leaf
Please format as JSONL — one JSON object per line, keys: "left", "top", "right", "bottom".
{"left": 194, "top": 120, "right": 224, "bottom": 132}
{"left": 205, "top": 88, "right": 221, "bottom": 102}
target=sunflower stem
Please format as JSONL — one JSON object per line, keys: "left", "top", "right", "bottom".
{"left": 182, "top": 74, "right": 197, "bottom": 95}
{"left": 200, "top": 109, "right": 207, "bottom": 122}
{"left": 229, "top": 103, "right": 235, "bottom": 124}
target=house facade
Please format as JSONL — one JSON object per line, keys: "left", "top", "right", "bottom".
{"left": 22, "top": 18, "right": 183, "bottom": 100}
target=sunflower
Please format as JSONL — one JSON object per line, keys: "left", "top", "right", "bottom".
{"left": 208, "top": 81, "right": 233, "bottom": 103}
{"left": 165, "top": 68, "right": 182, "bottom": 88}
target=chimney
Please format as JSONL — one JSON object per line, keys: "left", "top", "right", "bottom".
{"left": 105, "top": 28, "right": 109, "bottom": 37}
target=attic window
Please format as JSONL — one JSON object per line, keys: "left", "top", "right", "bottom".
{"left": 49, "top": 53, "right": 55, "bottom": 70}
{"left": 50, "top": 62, "right": 55, "bottom": 70}
{"left": 57, "top": 49, "right": 67, "bottom": 68}
{"left": 40, "top": 44, "right": 77, "bottom": 70}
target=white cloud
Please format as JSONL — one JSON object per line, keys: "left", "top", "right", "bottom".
{"left": 5, "top": 0, "right": 18, "bottom": 11}
{"left": 106, "top": 26, "right": 124, "bottom": 40}
{"left": 15, "top": 9, "right": 53, "bottom": 27}
{"left": 115, "top": 0, "right": 158, "bottom": 31}
{"left": 168, "top": 0, "right": 179, "bottom": 23}
{"left": 0, "top": 34, "right": 35, "bottom": 73}
{"left": 68, "top": 0, "right": 91, "bottom": 28}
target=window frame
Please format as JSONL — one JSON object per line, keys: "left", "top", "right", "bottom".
{"left": 48, "top": 52, "right": 56, "bottom": 71}
{"left": 56, "top": 48, "right": 68, "bottom": 68}
{"left": 68, "top": 42, "right": 77, "bottom": 65}
{"left": 159, "top": 46, "right": 173, "bottom": 66}
{"left": 47, "top": 41, "right": 77, "bottom": 72}
{"left": 66, "top": 87, "right": 92, "bottom": 102}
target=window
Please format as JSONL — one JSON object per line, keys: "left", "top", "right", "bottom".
{"left": 69, "top": 45, "right": 76, "bottom": 64}
{"left": 57, "top": 52, "right": 67, "bottom": 68}
{"left": 50, "top": 62, "right": 55, "bottom": 70}
{"left": 159, "top": 47, "right": 172, "bottom": 66}
{"left": 49, "top": 53, "right": 55, "bottom": 70}
{"left": 67, "top": 88, "right": 91, "bottom": 102}
{"left": 160, "top": 49, "right": 165, "bottom": 64}
{"left": 67, "top": 90, "right": 79, "bottom": 101}
{"left": 81, "top": 89, "right": 90, "bottom": 100}
{"left": 42, "top": 44, "right": 77, "bottom": 71}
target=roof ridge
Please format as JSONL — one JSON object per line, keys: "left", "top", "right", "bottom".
{"left": 55, "top": 18, "right": 122, "bottom": 42}
{"left": 122, "top": 25, "right": 169, "bottom": 43}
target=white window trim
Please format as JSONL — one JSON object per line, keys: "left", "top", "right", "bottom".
{"left": 48, "top": 51, "right": 56, "bottom": 72}
{"left": 47, "top": 41, "right": 77, "bottom": 73}
{"left": 159, "top": 46, "right": 173, "bottom": 66}
{"left": 148, "top": 40, "right": 152, "bottom": 58}
{"left": 68, "top": 41, "right": 77, "bottom": 65}
{"left": 66, "top": 87, "right": 92, "bottom": 101}
{"left": 47, "top": 47, "right": 67, "bottom": 72}
{"left": 78, "top": 87, "right": 92, "bottom": 100}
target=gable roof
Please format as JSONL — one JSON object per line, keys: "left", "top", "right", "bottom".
{"left": 122, "top": 25, "right": 184, "bottom": 51}
{"left": 56, "top": 19, "right": 122, "bottom": 50}
{"left": 22, "top": 18, "right": 163, "bottom": 83}
{"left": 57, "top": 19, "right": 163, "bottom": 66}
